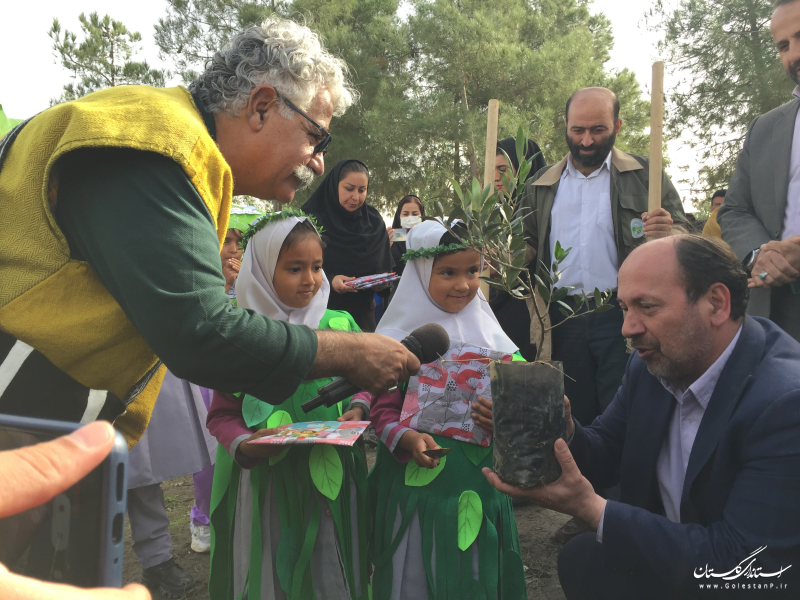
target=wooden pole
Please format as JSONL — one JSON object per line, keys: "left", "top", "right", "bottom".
{"left": 648, "top": 62, "right": 665, "bottom": 213}
{"left": 483, "top": 99, "right": 500, "bottom": 189}
{"left": 479, "top": 99, "right": 500, "bottom": 299}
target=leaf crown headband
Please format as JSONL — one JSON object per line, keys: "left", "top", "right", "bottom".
{"left": 401, "top": 243, "right": 466, "bottom": 263}
{"left": 239, "top": 210, "right": 323, "bottom": 253}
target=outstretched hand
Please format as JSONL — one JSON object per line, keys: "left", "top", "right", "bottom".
{"left": 310, "top": 331, "right": 421, "bottom": 395}
{"left": 482, "top": 438, "right": 605, "bottom": 529}
{"left": 0, "top": 421, "right": 151, "bottom": 600}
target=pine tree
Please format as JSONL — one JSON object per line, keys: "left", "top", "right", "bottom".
{"left": 49, "top": 12, "right": 170, "bottom": 104}
{"left": 154, "top": 0, "right": 650, "bottom": 211}
{"left": 649, "top": 0, "right": 793, "bottom": 208}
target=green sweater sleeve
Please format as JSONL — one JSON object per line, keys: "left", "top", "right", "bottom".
{"left": 54, "top": 148, "right": 317, "bottom": 403}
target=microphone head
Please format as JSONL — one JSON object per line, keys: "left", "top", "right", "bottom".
{"left": 408, "top": 323, "right": 450, "bottom": 364}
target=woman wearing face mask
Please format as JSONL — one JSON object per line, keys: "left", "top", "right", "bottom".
{"left": 302, "top": 159, "right": 392, "bottom": 332}
{"left": 388, "top": 194, "right": 425, "bottom": 278}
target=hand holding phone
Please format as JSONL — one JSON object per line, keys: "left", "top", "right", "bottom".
{"left": 0, "top": 421, "right": 148, "bottom": 599}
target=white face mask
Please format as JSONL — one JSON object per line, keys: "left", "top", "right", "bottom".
{"left": 400, "top": 215, "right": 422, "bottom": 229}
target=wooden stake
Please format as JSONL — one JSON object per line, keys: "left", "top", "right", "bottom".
{"left": 648, "top": 62, "right": 665, "bottom": 213}
{"left": 483, "top": 99, "right": 500, "bottom": 189}
{"left": 479, "top": 99, "right": 500, "bottom": 300}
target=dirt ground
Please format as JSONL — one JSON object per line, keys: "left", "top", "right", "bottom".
{"left": 124, "top": 448, "right": 569, "bottom": 600}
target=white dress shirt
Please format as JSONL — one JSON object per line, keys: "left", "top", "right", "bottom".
{"left": 780, "top": 86, "right": 800, "bottom": 239}
{"left": 656, "top": 326, "right": 742, "bottom": 522}
{"left": 596, "top": 326, "right": 742, "bottom": 541}
{"left": 549, "top": 152, "right": 619, "bottom": 295}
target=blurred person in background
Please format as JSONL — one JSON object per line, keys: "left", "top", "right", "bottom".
{"left": 302, "top": 159, "right": 393, "bottom": 332}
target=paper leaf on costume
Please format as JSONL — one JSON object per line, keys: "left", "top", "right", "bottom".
{"left": 462, "top": 443, "right": 492, "bottom": 467}
{"left": 310, "top": 444, "right": 343, "bottom": 500}
{"left": 501, "top": 550, "right": 527, "bottom": 600}
{"left": 266, "top": 410, "right": 293, "bottom": 465}
{"left": 267, "top": 410, "right": 293, "bottom": 428}
{"left": 457, "top": 490, "right": 483, "bottom": 550}
{"left": 328, "top": 317, "right": 352, "bottom": 331}
{"left": 242, "top": 395, "right": 273, "bottom": 429}
{"left": 459, "top": 578, "right": 488, "bottom": 600}
{"left": 276, "top": 528, "right": 299, "bottom": 594}
{"left": 269, "top": 446, "right": 291, "bottom": 466}
{"left": 404, "top": 455, "right": 446, "bottom": 487}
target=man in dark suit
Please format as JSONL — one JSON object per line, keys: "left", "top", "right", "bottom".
{"left": 484, "top": 234, "right": 800, "bottom": 598}
{"left": 719, "top": 0, "right": 800, "bottom": 341}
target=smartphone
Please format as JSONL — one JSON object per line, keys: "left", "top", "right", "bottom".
{"left": 392, "top": 228, "right": 408, "bottom": 242}
{"left": 422, "top": 447, "right": 452, "bottom": 459}
{"left": 0, "top": 414, "right": 128, "bottom": 588}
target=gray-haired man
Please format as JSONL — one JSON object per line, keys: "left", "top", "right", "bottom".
{"left": 0, "top": 17, "right": 418, "bottom": 596}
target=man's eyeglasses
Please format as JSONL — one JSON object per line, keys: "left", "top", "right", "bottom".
{"left": 277, "top": 94, "right": 332, "bottom": 156}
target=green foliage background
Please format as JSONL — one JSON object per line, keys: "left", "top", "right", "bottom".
{"left": 49, "top": 0, "right": 662, "bottom": 213}
{"left": 152, "top": 0, "right": 652, "bottom": 212}
{"left": 650, "top": 0, "right": 794, "bottom": 212}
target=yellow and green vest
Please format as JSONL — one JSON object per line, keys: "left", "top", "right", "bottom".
{"left": 0, "top": 85, "right": 233, "bottom": 447}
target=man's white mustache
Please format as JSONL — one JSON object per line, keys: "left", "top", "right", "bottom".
{"left": 293, "top": 165, "right": 316, "bottom": 189}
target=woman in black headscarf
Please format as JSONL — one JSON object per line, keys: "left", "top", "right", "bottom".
{"left": 388, "top": 194, "right": 425, "bottom": 278}
{"left": 488, "top": 137, "right": 547, "bottom": 361}
{"left": 302, "top": 159, "right": 392, "bottom": 332}
{"left": 494, "top": 137, "right": 546, "bottom": 193}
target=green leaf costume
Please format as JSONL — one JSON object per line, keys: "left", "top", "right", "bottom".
{"left": 209, "top": 310, "right": 369, "bottom": 600}
{"left": 368, "top": 354, "right": 527, "bottom": 600}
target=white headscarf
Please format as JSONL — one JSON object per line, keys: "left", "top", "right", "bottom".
{"left": 236, "top": 215, "right": 330, "bottom": 327}
{"left": 377, "top": 219, "right": 517, "bottom": 353}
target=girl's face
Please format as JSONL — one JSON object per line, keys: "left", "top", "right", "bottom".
{"left": 221, "top": 228, "right": 243, "bottom": 261}
{"left": 338, "top": 172, "right": 369, "bottom": 212}
{"left": 272, "top": 236, "right": 324, "bottom": 308}
{"left": 428, "top": 250, "right": 482, "bottom": 313}
{"left": 494, "top": 153, "right": 515, "bottom": 193}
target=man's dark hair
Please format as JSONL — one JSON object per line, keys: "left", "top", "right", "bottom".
{"left": 712, "top": 189, "right": 727, "bottom": 200}
{"left": 673, "top": 235, "right": 749, "bottom": 320}
{"left": 774, "top": 0, "right": 797, "bottom": 9}
{"left": 565, "top": 89, "right": 621, "bottom": 122}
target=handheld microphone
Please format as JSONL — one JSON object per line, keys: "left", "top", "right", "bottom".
{"left": 301, "top": 323, "right": 450, "bottom": 413}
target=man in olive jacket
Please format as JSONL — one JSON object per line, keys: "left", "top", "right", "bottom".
{"left": 519, "top": 87, "right": 687, "bottom": 543}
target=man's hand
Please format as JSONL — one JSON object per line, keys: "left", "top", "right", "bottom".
{"left": 642, "top": 208, "right": 674, "bottom": 239}
{"left": 338, "top": 406, "right": 366, "bottom": 422}
{"left": 0, "top": 421, "right": 151, "bottom": 600}
{"left": 482, "top": 438, "right": 606, "bottom": 529}
{"left": 398, "top": 430, "right": 440, "bottom": 469}
{"left": 749, "top": 238, "right": 800, "bottom": 289}
{"left": 565, "top": 396, "right": 574, "bottom": 440}
{"left": 310, "top": 331, "right": 421, "bottom": 395}
{"left": 331, "top": 275, "right": 358, "bottom": 294}
{"left": 237, "top": 426, "right": 290, "bottom": 458}
{"left": 471, "top": 397, "right": 493, "bottom": 433}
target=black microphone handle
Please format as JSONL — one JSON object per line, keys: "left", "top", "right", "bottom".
{"left": 300, "top": 377, "right": 362, "bottom": 412}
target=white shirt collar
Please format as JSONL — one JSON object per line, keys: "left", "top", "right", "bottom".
{"left": 563, "top": 150, "right": 613, "bottom": 180}
{"left": 793, "top": 86, "right": 800, "bottom": 101}
{"left": 660, "top": 325, "right": 742, "bottom": 409}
